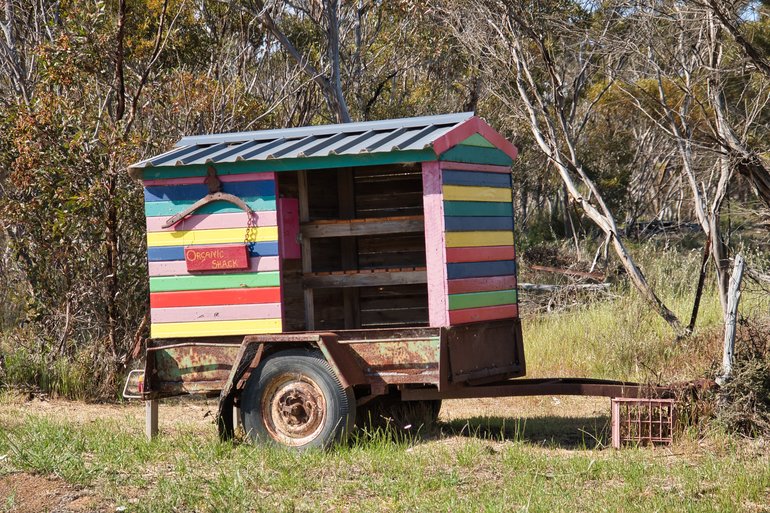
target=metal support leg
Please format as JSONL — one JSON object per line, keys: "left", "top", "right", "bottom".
{"left": 146, "top": 399, "right": 159, "bottom": 440}
{"left": 234, "top": 405, "right": 242, "bottom": 430}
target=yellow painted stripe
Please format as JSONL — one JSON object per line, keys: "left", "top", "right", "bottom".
{"left": 147, "top": 226, "right": 278, "bottom": 247}
{"left": 443, "top": 185, "right": 512, "bottom": 202}
{"left": 150, "top": 318, "right": 282, "bottom": 338}
{"left": 446, "top": 231, "right": 514, "bottom": 248}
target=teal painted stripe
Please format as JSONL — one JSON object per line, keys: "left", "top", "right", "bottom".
{"left": 448, "top": 289, "right": 518, "bottom": 310}
{"left": 440, "top": 146, "right": 513, "bottom": 166}
{"left": 149, "top": 272, "right": 280, "bottom": 292}
{"left": 144, "top": 196, "right": 276, "bottom": 216}
{"left": 443, "top": 201, "right": 513, "bottom": 217}
{"left": 136, "top": 149, "right": 438, "bottom": 180}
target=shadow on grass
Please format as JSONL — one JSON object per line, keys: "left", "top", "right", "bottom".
{"left": 350, "top": 414, "right": 612, "bottom": 450}
{"left": 441, "top": 414, "right": 611, "bottom": 448}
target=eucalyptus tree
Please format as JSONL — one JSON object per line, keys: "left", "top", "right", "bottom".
{"left": 437, "top": 0, "right": 687, "bottom": 335}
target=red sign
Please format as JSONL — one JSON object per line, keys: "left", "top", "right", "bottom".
{"left": 185, "top": 244, "right": 249, "bottom": 272}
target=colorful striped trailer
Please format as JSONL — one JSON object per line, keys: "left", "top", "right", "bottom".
{"left": 127, "top": 112, "right": 527, "bottom": 448}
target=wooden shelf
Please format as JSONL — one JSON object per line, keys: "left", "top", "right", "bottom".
{"left": 300, "top": 215, "right": 424, "bottom": 239}
{"left": 303, "top": 267, "right": 427, "bottom": 289}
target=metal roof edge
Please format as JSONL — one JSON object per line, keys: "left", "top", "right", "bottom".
{"left": 174, "top": 112, "right": 475, "bottom": 147}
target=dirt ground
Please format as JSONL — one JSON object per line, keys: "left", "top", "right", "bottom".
{"left": 0, "top": 394, "right": 610, "bottom": 512}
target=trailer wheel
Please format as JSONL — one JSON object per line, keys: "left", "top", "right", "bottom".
{"left": 240, "top": 349, "right": 355, "bottom": 449}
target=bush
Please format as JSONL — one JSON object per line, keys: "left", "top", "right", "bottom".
{"left": 715, "top": 320, "right": 770, "bottom": 437}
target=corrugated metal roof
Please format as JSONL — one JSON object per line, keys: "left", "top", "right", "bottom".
{"left": 129, "top": 112, "right": 476, "bottom": 170}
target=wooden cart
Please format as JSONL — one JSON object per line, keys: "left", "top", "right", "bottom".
{"left": 126, "top": 113, "right": 656, "bottom": 449}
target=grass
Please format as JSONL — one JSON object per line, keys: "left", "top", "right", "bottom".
{"left": 0, "top": 404, "right": 768, "bottom": 512}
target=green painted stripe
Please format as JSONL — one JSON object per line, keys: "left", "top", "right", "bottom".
{"left": 444, "top": 200, "right": 513, "bottom": 217}
{"left": 458, "top": 133, "right": 496, "bottom": 148}
{"left": 136, "top": 149, "right": 438, "bottom": 180}
{"left": 448, "top": 289, "right": 518, "bottom": 310}
{"left": 144, "top": 196, "right": 276, "bottom": 217}
{"left": 149, "top": 272, "right": 280, "bottom": 292}
{"left": 440, "top": 146, "right": 513, "bottom": 166}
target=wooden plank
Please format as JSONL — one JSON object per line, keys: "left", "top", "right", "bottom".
{"left": 421, "top": 161, "right": 450, "bottom": 327}
{"left": 442, "top": 184, "right": 512, "bottom": 203}
{"left": 298, "top": 169, "right": 314, "bottom": 330}
{"left": 447, "top": 275, "right": 518, "bottom": 294}
{"left": 446, "top": 260, "right": 517, "bottom": 280}
{"left": 150, "top": 287, "right": 281, "bottom": 308}
{"left": 149, "top": 272, "right": 280, "bottom": 292}
{"left": 439, "top": 146, "right": 513, "bottom": 166}
{"left": 144, "top": 196, "right": 276, "bottom": 217}
{"left": 448, "top": 304, "right": 519, "bottom": 325}
{"left": 151, "top": 303, "right": 282, "bottom": 323}
{"left": 148, "top": 255, "right": 280, "bottom": 277}
{"left": 443, "top": 201, "right": 512, "bottom": 217}
{"left": 137, "top": 149, "right": 438, "bottom": 180}
{"left": 446, "top": 246, "right": 515, "bottom": 263}
{"left": 440, "top": 161, "right": 512, "bottom": 173}
{"left": 301, "top": 216, "right": 425, "bottom": 238}
{"left": 303, "top": 269, "right": 427, "bottom": 289}
{"left": 448, "top": 289, "right": 518, "bottom": 310}
{"left": 445, "top": 231, "right": 514, "bottom": 248}
{"left": 144, "top": 180, "right": 275, "bottom": 202}
{"left": 444, "top": 216, "right": 513, "bottom": 232}
{"left": 146, "top": 212, "right": 277, "bottom": 232}
{"left": 338, "top": 168, "right": 360, "bottom": 329}
{"left": 442, "top": 170, "right": 511, "bottom": 188}
{"left": 150, "top": 318, "right": 282, "bottom": 338}
{"left": 432, "top": 117, "right": 518, "bottom": 160}
{"left": 142, "top": 171, "right": 275, "bottom": 186}
{"left": 147, "top": 242, "right": 278, "bottom": 261}
{"left": 146, "top": 226, "right": 278, "bottom": 247}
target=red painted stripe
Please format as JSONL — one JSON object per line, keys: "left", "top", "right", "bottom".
{"left": 447, "top": 275, "right": 518, "bottom": 295}
{"left": 449, "top": 304, "right": 519, "bottom": 325}
{"left": 150, "top": 287, "right": 281, "bottom": 308}
{"left": 439, "top": 161, "right": 512, "bottom": 174}
{"left": 142, "top": 172, "right": 275, "bottom": 186}
{"left": 446, "top": 246, "right": 516, "bottom": 263}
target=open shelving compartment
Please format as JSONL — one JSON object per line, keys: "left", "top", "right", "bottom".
{"left": 277, "top": 164, "right": 430, "bottom": 331}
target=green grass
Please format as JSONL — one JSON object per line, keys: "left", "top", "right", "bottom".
{"left": 0, "top": 410, "right": 768, "bottom": 512}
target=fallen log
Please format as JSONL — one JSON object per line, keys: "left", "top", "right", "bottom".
{"left": 518, "top": 282, "right": 611, "bottom": 292}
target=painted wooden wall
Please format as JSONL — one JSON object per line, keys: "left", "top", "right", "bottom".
{"left": 423, "top": 137, "right": 518, "bottom": 327}
{"left": 143, "top": 171, "right": 283, "bottom": 338}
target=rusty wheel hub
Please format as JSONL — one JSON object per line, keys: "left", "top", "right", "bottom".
{"left": 261, "top": 374, "right": 326, "bottom": 446}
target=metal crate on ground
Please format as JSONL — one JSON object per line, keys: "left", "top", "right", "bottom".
{"left": 611, "top": 397, "right": 675, "bottom": 448}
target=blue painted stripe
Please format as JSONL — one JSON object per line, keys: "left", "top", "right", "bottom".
{"left": 444, "top": 216, "right": 514, "bottom": 232}
{"left": 147, "top": 241, "right": 279, "bottom": 262}
{"left": 447, "top": 260, "right": 517, "bottom": 280}
{"left": 144, "top": 196, "right": 276, "bottom": 217}
{"left": 144, "top": 181, "right": 275, "bottom": 202}
{"left": 442, "top": 170, "right": 511, "bottom": 188}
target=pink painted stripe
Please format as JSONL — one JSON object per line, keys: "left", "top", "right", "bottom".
{"left": 421, "top": 161, "right": 450, "bottom": 328}
{"left": 146, "top": 211, "right": 278, "bottom": 232}
{"left": 439, "top": 161, "right": 512, "bottom": 174}
{"left": 150, "top": 303, "right": 282, "bottom": 323}
{"left": 148, "top": 255, "right": 280, "bottom": 277}
{"left": 142, "top": 171, "right": 275, "bottom": 186}
{"left": 449, "top": 304, "right": 519, "bottom": 325}
{"left": 447, "top": 275, "right": 518, "bottom": 295}
{"left": 433, "top": 118, "right": 519, "bottom": 160}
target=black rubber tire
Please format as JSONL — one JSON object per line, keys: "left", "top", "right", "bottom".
{"left": 240, "top": 348, "right": 355, "bottom": 449}
{"left": 357, "top": 393, "right": 441, "bottom": 430}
